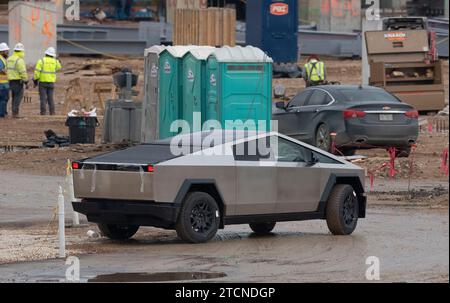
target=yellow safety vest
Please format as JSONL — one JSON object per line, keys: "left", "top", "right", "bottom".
{"left": 34, "top": 56, "right": 61, "bottom": 83}
{"left": 0, "top": 55, "right": 8, "bottom": 84}
{"left": 7, "top": 52, "right": 28, "bottom": 81}
{"left": 305, "top": 60, "right": 325, "bottom": 82}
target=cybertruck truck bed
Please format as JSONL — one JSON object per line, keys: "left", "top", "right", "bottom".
{"left": 72, "top": 144, "right": 178, "bottom": 201}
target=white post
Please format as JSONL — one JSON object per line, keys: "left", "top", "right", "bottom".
{"left": 58, "top": 186, "right": 66, "bottom": 258}
{"left": 67, "top": 159, "right": 80, "bottom": 226}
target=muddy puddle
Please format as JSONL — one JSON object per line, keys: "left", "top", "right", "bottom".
{"left": 88, "top": 272, "right": 227, "bottom": 283}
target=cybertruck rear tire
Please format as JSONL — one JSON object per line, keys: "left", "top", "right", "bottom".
{"left": 326, "top": 184, "right": 359, "bottom": 235}
{"left": 249, "top": 222, "right": 276, "bottom": 234}
{"left": 98, "top": 223, "right": 139, "bottom": 240}
{"left": 176, "top": 192, "right": 220, "bottom": 243}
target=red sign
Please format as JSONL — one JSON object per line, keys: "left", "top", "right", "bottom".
{"left": 270, "top": 3, "right": 289, "bottom": 16}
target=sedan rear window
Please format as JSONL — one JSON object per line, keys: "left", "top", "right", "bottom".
{"left": 339, "top": 89, "right": 400, "bottom": 103}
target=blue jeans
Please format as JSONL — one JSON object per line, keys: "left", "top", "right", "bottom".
{"left": 0, "top": 85, "right": 8, "bottom": 117}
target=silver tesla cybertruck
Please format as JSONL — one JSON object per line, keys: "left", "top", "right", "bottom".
{"left": 72, "top": 131, "right": 366, "bottom": 243}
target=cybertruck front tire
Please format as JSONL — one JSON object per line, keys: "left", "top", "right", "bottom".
{"left": 249, "top": 222, "right": 276, "bottom": 234}
{"left": 98, "top": 223, "right": 139, "bottom": 240}
{"left": 176, "top": 192, "right": 220, "bottom": 243}
{"left": 325, "top": 184, "right": 359, "bottom": 235}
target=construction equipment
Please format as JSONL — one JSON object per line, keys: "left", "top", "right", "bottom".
{"left": 366, "top": 17, "right": 446, "bottom": 113}
{"left": 246, "top": 0, "right": 301, "bottom": 78}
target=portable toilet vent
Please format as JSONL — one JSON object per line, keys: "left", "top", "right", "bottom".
{"left": 141, "top": 45, "right": 166, "bottom": 143}
{"left": 205, "top": 46, "right": 273, "bottom": 131}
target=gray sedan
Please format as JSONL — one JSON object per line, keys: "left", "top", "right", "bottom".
{"left": 273, "top": 85, "right": 419, "bottom": 157}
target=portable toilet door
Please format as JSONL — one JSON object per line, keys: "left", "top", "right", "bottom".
{"left": 206, "top": 46, "right": 273, "bottom": 131}
{"left": 141, "top": 45, "right": 166, "bottom": 143}
{"left": 205, "top": 56, "right": 220, "bottom": 123}
{"left": 182, "top": 47, "right": 215, "bottom": 133}
{"left": 158, "top": 46, "right": 196, "bottom": 139}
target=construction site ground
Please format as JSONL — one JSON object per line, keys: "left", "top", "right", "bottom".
{"left": 0, "top": 57, "right": 448, "bottom": 282}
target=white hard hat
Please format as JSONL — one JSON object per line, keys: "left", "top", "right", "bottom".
{"left": 14, "top": 43, "right": 25, "bottom": 52}
{"left": 0, "top": 42, "right": 9, "bottom": 52}
{"left": 45, "top": 47, "right": 56, "bottom": 57}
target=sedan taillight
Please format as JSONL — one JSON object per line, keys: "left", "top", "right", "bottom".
{"left": 404, "top": 110, "right": 419, "bottom": 119}
{"left": 343, "top": 110, "right": 366, "bottom": 119}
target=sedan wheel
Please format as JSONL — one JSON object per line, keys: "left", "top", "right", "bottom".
{"left": 315, "top": 124, "right": 331, "bottom": 152}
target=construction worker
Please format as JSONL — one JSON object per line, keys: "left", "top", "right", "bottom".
{"left": 33, "top": 47, "right": 62, "bottom": 115}
{"left": 7, "top": 43, "right": 28, "bottom": 118}
{"left": 302, "top": 55, "right": 326, "bottom": 87}
{"left": 0, "top": 42, "right": 9, "bottom": 118}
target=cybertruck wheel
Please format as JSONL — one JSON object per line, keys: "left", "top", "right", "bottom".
{"left": 315, "top": 123, "right": 331, "bottom": 152}
{"left": 249, "top": 222, "right": 276, "bottom": 234}
{"left": 98, "top": 223, "right": 139, "bottom": 240}
{"left": 326, "top": 184, "right": 359, "bottom": 235}
{"left": 176, "top": 192, "right": 220, "bottom": 243}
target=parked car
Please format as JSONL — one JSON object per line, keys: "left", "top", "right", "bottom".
{"left": 72, "top": 131, "right": 366, "bottom": 243}
{"left": 273, "top": 85, "right": 419, "bottom": 157}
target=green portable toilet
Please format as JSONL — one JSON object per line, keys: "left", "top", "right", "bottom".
{"left": 158, "top": 46, "right": 197, "bottom": 139}
{"left": 181, "top": 47, "right": 215, "bottom": 133}
{"left": 141, "top": 45, "right": 166, "bottom": 143}
{"left": 205, "top": 46, "right": 273, "bottom": 131}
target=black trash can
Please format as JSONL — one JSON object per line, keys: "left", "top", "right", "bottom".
{"left": 65, "top": 117, "right": 99, "bottom": 144}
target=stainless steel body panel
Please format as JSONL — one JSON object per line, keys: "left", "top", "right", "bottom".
{"left": 275, "top": 162, "right": 322, "bottom": 213}
{"left": 235, "top": 162, "right": 278, "bottom": 215}
{"left": 73, "top": 169, "right": 153, "bottom": 201}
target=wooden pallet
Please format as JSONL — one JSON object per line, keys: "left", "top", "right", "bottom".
{"left": 174, "top": 8, "right": 236, "bottom": 46}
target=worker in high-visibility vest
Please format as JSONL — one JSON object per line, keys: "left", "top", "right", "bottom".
{"left": 33, "top": 47, "right": 62, "bottom": 115}
{"left": 7, "top": 43, "right": 29, "bottom": 118}
{"left": 302, "top": 55, "right": 327, "bottom": 87}
{"left": 0, "top": 42, "right": 9, "bottom": 118}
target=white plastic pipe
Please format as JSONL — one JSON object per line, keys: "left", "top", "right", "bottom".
{"left": 58, "top": 186, "right": 66, "bottom": 258}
